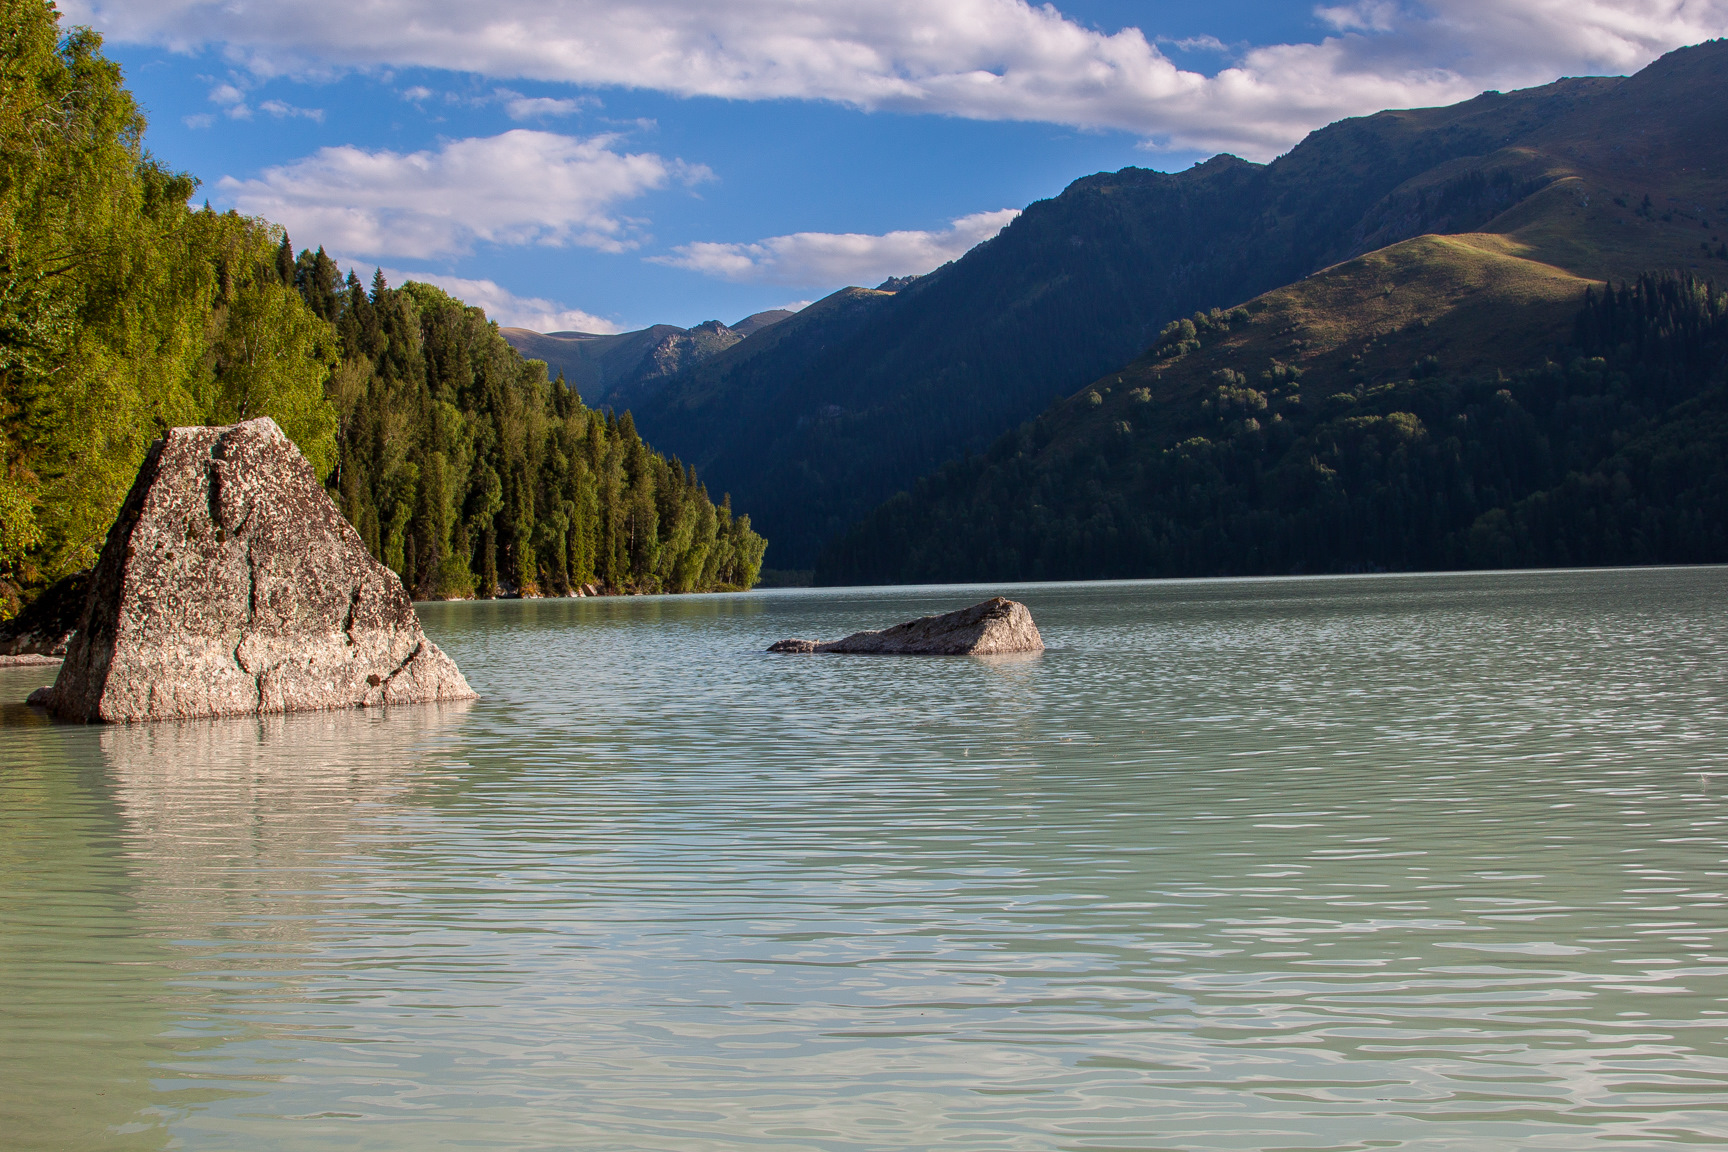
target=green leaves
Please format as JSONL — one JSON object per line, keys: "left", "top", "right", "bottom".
{"left": 1, "top": 1, "right": 339, "bottom": 603}
{"left": 0, "top": 0, "right": 759, "bottom": 610}
{"left": 205, "top": 276, "right": 339, "bottom": 476}
{"left": 322, "top": 275, "right": 765, "bottom": 598}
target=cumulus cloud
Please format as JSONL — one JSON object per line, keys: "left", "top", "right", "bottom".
{"left": 378, "top": 270, "right": 622, "bottom": 333}
{"left": 63, "top": 0, "right": 1728, "bottom": 157}
{"left": 207, "top": 80, "right": 252, "bottom": 119}
{"left": 218, "top": 129, "right": 708, "bottom": 260}
{"left": 656, "top": 209, "right": 1019, "bottom": 288}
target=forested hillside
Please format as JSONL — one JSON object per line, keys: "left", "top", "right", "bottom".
{"left": 637, "top": 39, "right": 1728, "bottom": 568}
{"left": 293, "top": 255, "right": 765, "bottom": 598}
{"left": 0, "top": 0, "right": 761, "bottom": 616}
{"left": 818, "top": 264, "right": 1728, "bottom": 583}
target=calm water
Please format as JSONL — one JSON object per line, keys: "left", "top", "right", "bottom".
{"left": 3, "top": 569, "right": 1727, "bottom": 1151}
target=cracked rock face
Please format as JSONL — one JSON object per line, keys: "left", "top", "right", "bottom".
{"left": 31, "top": 418, "right": 476, "bottom": 722}
{"left": 768, "top": 597, "right": 1043, "bottom": 656}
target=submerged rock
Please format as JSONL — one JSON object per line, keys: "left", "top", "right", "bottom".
{"left": 769, "top": 596, "right": 1043, "bottom": 656}
{"left": 29, "top": 417, "right": 476, "bottom": 723}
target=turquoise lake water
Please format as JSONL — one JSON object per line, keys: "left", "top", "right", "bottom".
{"left": 3, "top": 568, "right": 1727, "bottom": 1150}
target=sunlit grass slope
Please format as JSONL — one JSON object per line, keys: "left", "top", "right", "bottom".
{"left": 815, "top": 231, "right": 1728, "bottom": 583}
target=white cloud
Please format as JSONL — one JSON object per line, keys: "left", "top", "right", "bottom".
{"left": 377, "top": 270, "right": 623, "bottom": 333}
{"left": 1164, "top": 35, "right": 1229, "bottom": 54}
{"left": 183, "top": 112, "right": 214, "bottom": 129}
{"left": 218, "top": 129, "right": 709, "bottom": 260}
{"left": 64, "top": 0, "right": 1728, "bottom": 158}
{"left": 259, "top": 98, "right": 325, "bottom": 121}
{"left": 1317, "top": 2, "right": 1400, "bottom": 34}
{"left": 400, "top": 85, "right": 435, "bottom": 101}
{"left": 504, "top": 94, "right": 592, "bottom": 120}
{"left": 656, "top": 209, "right": 1020, "bottom": 288}
{"left": 207, "top": 80, "right": 251, "bottom": 119}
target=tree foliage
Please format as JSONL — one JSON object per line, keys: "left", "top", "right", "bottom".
{"left": 818, "top": 273, "right": 1728, "bottom": 583}
{"left": 306, "top": 270, "right": 764, "bottom": 598}
{"left": 0, "top": 1, "right": 762, "bottom": 615}
{"left": 0, "top": 0, "right": 337, "bottom": 612}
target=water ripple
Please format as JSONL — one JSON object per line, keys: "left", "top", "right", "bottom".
{"left": 3, "top": 567, "right": 1727, "bottom": 1150}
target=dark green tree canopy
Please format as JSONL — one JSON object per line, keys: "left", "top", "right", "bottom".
{"left": 0, "top": 0, "right": 762, "bottom": 615}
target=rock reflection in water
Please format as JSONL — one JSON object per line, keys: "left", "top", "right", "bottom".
{"left": 7, "top": 570, "right": 1728, "bottom": 1151}
{"left": 0, "top": 702, "right": 470, "bottom": 1150}
{"left": 103, "top": 702, "right": 473, "bottom": 957}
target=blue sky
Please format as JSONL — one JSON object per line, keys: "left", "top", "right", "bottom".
{"left": 76, "top": 0, "right": 1728, "bottom": 333}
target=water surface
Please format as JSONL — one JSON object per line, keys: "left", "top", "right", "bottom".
{"left": 3, "top": 568, "right": 1727, "bottom": 1150}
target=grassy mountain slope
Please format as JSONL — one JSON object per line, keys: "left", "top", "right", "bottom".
{"left": 633, "top": 41, "right": 1728, "bottom": 567}
{"left": 946, "top": 231, "right": 1599, "bottom": 491}
{"left": 814, "top": 42, "right": 1728, "bottom": 584}
{"left": 815, "top": 233, "right": 1728, "bottom": 582}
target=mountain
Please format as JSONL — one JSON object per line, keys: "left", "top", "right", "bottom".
{"left": 816, "top": 253, "right": 1728, "bottom": 583}
{"left": 814, "top": 36, "right": 1728, "bottom": 585}
{"left": 731, "top": 309, "right": 798, "bottom": 337}
{"left": 631, "top": 39, "right": 1728, "bottom": 569}
{"left": 499, "top": 309, "right": 794, "bottom": 407}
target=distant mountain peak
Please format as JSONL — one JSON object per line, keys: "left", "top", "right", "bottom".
{"left": 500, "top": 308, "right": 797, "bottom": 407}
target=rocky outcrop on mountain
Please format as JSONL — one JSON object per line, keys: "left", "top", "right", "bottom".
{"left": 500, "top": 309, "right": 795, "bottom": 405}
{"left": 28, "top": 417, "right": 476, "bottom": 723}
{"left": 643, "top": 320, "right": 744, "bottom": 382}
{"left": 769, "top": 596, "right": 1042, "bottom": 655}
{"left": 0, "top": 568, "right": 88, "bottom": 656}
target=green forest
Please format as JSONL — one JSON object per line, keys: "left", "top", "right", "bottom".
{"left": 817, "top": 273, "right": 1728, "bottom": 584}
{"left": 0, "top": 0, "right": 761, "bottom": 618}
{"left": 295, "top": 255, "right": 765, "bottom": 600}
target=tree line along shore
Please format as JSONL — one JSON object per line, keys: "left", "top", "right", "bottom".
{"left": 0, "top": 0, "right": 763, "bottom": 619}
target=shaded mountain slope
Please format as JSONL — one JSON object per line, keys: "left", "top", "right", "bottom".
{"left": 634, "top": 40, "right": 1728, "bottom": 567}
{"left": 815, "top": 232, "right": 1727, "bottom": 582}
{"left": 500, "top": 309, "right": 793, "bottom": 406}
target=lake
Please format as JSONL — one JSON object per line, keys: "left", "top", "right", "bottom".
{"left": 3, "top": 568, "right": 1727, "bottom": 1150}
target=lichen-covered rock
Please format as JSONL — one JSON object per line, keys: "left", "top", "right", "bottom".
{"left": 769, "top": 596, "right": 1043, "bottom": 656}
{"left": 29, "top": 418, "right": 476, "bottom": 722}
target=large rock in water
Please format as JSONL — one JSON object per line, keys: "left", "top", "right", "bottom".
{"left": 768, "top": 597, "right": 1043, "bottom": 655}
{"left": 29, "top": 418, "right": 476, "bottom": 722}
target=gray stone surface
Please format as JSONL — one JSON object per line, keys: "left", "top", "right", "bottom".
{"left": 769, "top": 596, "right": 1043, "bottom": 655}
{"left": 0, "top": 653, "right": 61, "bottom": 667}
{"left": 29, "top": 418, "right": 476, "bottom": 722}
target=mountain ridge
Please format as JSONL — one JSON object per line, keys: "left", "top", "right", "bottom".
{"left": 499, "top": 308, "right": 796, "bottom": 407}
{"left": 629, "top": 40, "right": 1728, "bottom": 567}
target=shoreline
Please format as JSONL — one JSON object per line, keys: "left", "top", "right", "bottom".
{"left": 0, "top": 654, "right": 61, "bottom": 667}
